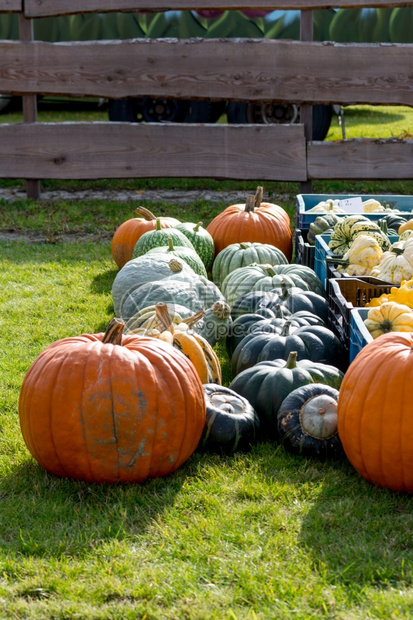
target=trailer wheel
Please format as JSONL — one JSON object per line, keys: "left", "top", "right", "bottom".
{"left": 108, "top": 98, "right": 189, "bottom": 123}
{"left": 226, "top": 102, "right": 333, "bottom": 141}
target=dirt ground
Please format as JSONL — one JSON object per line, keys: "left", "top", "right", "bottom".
{"left": 0, "top": 187, "right": 293, "bottom": 243}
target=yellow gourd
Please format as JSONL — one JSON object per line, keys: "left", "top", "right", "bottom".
{"left": 370, "top": 237, "right": 413, "bottom": 284}
{"left": 364, "top": 302, "right": 413, "bottom": 339}
{"left": 398, "top": 220, "right": 413, "bottom": 235}
{"left": 332, "top": 233, "right": 383, "bottom": 276}
{"left": 128, "top": 302, "right": 222, "bottom": 384}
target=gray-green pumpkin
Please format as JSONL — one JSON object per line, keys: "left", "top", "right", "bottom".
{"left": 111, "top": 254, "right": 197, "bottom": 317}
{"left": 212, "top": 241, "right": 288, "bottom": 288}
{"left": 193, "top": 300, "right": 232, "bottom": 346}
{"left": 145, "top": 237, "right": 207, "bottom": 278}
{"left": 221, "top": 263, "right": 324, "bottom": 308}
{"left": 174, "top": 221, "right": 215, "bottom": 272}
{"left": 117, "top": 274, "right": 226, "bottom": 321}
{"left": 132, "top": 218, "right": 196, "bottom": 258}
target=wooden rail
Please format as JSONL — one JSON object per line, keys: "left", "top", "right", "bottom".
{"left": 0, "top": 1, "right": 412, "bottom": 198}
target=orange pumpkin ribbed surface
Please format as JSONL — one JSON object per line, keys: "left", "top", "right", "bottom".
{"left": 337, "top": 331, "right": 413, "bottom": 492}
{"left": 111, "top": 207, "right": 179, "bottom": 269}
{"left": 206, "top": 186, "right": 292, "bottom": 260}
{"left": 19, "top": 319, "right": 206, "bottom": 484}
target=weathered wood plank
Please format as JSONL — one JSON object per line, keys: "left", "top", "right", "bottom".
{"left": 1, "top": 39, "right": 412, "bottom": 106}
{"left": 24, "top": 1, "right": 413, "bottom": 18}
{"left": 308, "top": 139, "right": 413, "bottom": 179}
{"left": 0, "top": 122, "right": 307, "bottom": 181}
{"left": 0, "top": 0, "right": 21, "bottom": 12}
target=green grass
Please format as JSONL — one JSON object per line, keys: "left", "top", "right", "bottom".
{"left": 1, "top": 104, "right": 413, "bottom": 619}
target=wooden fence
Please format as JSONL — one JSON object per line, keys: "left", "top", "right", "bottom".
{"left": 0, "top": 1, "right": 412, "bottom": 199}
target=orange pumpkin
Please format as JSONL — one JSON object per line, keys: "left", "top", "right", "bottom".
{"left": 337, "top": 331, "right": 413, "bottom": 491}
{"left": 19, "top": 319, "right": 206, "bottom": 484}
{"left": 206, "top": 186, "right": 292, "bottom": 260}
{"left": 111, "top": 207, "right": 180, "bottom": 269}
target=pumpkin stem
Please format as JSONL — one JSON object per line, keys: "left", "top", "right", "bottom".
{"left": 285, "top": 351, "right": 298, "bottom": 369}
{"left": 167, "top": 237, "right": 175, "bottom": 251}
{"left": 194, "top": 222, "right": 203, "bottom": 232}
{"left": 134, "top": 206, "right": 156, "bottom": 221}
{"left": 280, "top": 320, "right": 292, "bottom": 336}
{"left": 212, "top": 301, "right": 231, "bottom": 319}
{"left": 103, "top": 318, "right": 125, "bottom": 345}
{"left": 168, "top": 258, "right": 184, "bottom": 273}
{"left": 244, "top": 186, "right": 264, "bottom": 213}
{"left": 155, "top": 218, "right": 162, "bottom": 231}
{"left": 280, "top": 279, "right": 290, "bottom": 299}
{"left": 392, "top": 247, "right": 405, "bottom": 256}
{"left": 182, "top": 310, "right": 206, "bottom": 328}
{"left": 240, "top": 242, "right": 251, "bottom": 250}
{"left": 155, "top": 303, "right": 174, "bottom": 333}
{"left": 272, "top": 304, "right": 285, "bottom": 319}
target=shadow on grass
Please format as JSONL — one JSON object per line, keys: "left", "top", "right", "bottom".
{"left": 255, "top": 442, "right": 413, "bottom": 588}
{"left": 0, "top": 453, "right": 207, "bottom": 559}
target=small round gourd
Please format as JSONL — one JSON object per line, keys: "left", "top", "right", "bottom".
{"left": 212, "top": 241, "right": 288, "bottom": 288}
{"left": 145, "top": 237, "right": 208, "bottom": 277}
{"left": 174, "top": 221, "right": 215, "bottom": 272}
{"left": 277, "top": 384, "right": 343, "bottom": 459}
{"left": 199, "top": 385, "right": 260, "bottom": 454}
{"left": 132, "top": 218, "right": 196, "bottom": 258}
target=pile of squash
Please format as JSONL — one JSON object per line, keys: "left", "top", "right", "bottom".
{"left": 18, "top": 188, "right": 413, "bottom": 493}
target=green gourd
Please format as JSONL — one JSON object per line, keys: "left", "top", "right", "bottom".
{"left": 174, "top": 221, "right": 215, "bottom": 272}
{"left": 212, "top": 241, "right": 288, "bottom": 288}
{"left": 132, "top": 218, "right": 196, "bottom": 258}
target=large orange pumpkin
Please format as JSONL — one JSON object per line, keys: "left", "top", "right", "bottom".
{"left": 19, "top": 319, "right": 206, "bottom": 484}
{"left": 111, "top": 207, "right": 180, "bottom": 269}
{"left": 337, "top": 331, "right": 413, "bottom": 492}
{"left": 206, "top": 186, "right": 292, "bottom": 260}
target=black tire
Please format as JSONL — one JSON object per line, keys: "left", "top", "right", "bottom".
{"left": 108, "top": 97, "right": 189, "bottom": 123}
{"left": 108, "top": 98, "right": 141, "bottom": 122}
{"left": 226, "top": 102, "right": 333, "bottom": 140}
{"left": 184, "top": 100, "right": 227, "bottom": 123}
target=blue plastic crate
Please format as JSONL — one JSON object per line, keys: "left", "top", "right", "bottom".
{"left": 296, "top": 193, "right": 413, "bottom": 231}
{"left": 314, "top": 235, "right": 342, "bottom": 290}
{"left": 294, "top": 229, "right": 315, "bottom": 269}
{"left": 349, "top": 308, "right": 373, "bottom": 363}
{"left": 315, "top": 233, "right": 398, "bottom": 291}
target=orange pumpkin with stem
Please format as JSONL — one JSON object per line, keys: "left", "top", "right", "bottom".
{"left": 19, "top": 318, "right": 206, "bottom": 484}
{"left": 111, "top": 207, "right": 180, "bottom": 269}
{"left": 337, "top": 331, "right": 413, "bottom": 492}
{"left": 206, "top": 186, "right": 292, "bottom": 260}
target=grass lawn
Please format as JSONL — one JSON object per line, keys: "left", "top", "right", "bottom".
{"left": 0, "top": 103, "right": 413, "bottom": 619}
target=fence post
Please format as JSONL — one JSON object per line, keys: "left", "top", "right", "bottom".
{"left": 299, "top": 9, "right": 313, "bottom": 194}
{"left": 18, "top": 12, "right": 41, "bottom": 200}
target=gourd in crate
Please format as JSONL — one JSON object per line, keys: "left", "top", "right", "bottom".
{"left": 363, "top": 301, "right": 413, "bottom": 338}
{"left": 18, "top": 319, "right": 206, "bottom": 483}
{"left": 328, "top": 215, "right": 390, "bottom": 255}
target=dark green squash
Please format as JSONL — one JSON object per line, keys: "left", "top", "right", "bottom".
{"left": 199, "top": 384, "right": 261, "bottom": 454}
{"left": 231, "top": 321, "right": 346, "bottom": 377}
{"left": 282, "top": 290, "right": 329, "bottom": 323}
{"left": 229, "top": 351, "right": 344, "bottom": 437}
{"left": 277, "top": 384, "right": 344, "bottom": 459}
{"left": 226, "top": 305, "right": 324, "bottom": 358}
